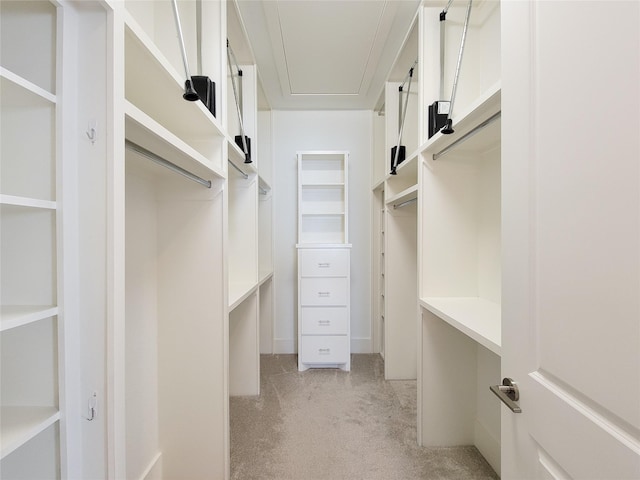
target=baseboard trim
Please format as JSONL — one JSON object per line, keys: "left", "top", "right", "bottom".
{"left": 273, "top": 338, "right": 295, "bottom": 354}
{"left": 351, "top": 337, "right": 372, "bottom": 353}
{"left": 474, "top": 419, "right": 500, "bottom": 476}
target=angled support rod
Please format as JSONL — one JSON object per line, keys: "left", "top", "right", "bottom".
{"left": 125, "top": 140, "right": 212, "bottom": 188}
{"left": 227, "top": 40, "right": 251, "bottom": 163}
{"left": 442, "top": 0, "right": 473, "bottom": 134}
{"left": 391, "top": 62, "right": 417, "bottom": 175}
{"left": 171, "top": 0, "right": 198, "bottom": 101}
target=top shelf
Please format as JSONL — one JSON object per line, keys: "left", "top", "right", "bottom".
{"left": 125, "top": 101, "right": 225, "bottom": 182}
{"left": 421, "top": 83, "right": 501, "bottom": 159}
{"left": 124, "top": 12, "right": 226, "bottom": 145}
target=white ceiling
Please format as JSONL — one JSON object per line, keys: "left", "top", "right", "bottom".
{"left": 233, "top": 0, "right": 421, "bottom": 110}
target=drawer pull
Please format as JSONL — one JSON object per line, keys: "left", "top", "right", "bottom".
{"left": 318, "top": 292, "right": 330, "bottom": 297}
{"left": 318, "top": 320, "right": 331, "bottom": 326}
{"left": 318, "top": 348, "right": 331, "bottom": 355}
{"left": 318, "top": 262, "right": 331, "bottom": 268}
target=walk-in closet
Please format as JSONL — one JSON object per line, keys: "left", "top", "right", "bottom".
{"left": 1, "top": 0, "right": 638, "bottom": 479}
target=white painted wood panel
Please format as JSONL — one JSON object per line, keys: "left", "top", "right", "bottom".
{"left": 501, "top": 1, "right": 640, "bottom": 477}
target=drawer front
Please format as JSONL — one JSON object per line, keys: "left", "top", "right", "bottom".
{"left": 301, "top": 307, "right": 348, "bottom": 335}
{"left": 300, "top": 277, "right": 348, "bottom": 306}
{"left": 299, "top": 249, "right": 349, "bottom": 277}
{"left": 300, "top": 335, "right": 349, "bottom": 364}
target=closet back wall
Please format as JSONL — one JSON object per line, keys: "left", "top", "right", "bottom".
{"left": 272, "top": 111, "right": 372, "bottom": 354}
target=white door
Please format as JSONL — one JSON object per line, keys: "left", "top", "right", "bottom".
{"left": 502, "top": 1, "right": 640, "bottom": 478}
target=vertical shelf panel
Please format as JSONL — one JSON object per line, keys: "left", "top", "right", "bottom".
{"left": 417, "top": 2, "right": 501, "bottom": 474}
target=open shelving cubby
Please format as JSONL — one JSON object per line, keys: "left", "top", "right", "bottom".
{"left": 226, "top": 0, "right": 263, "bottom": 397}
{"left": 419, "top": 84, "right": 501, "bottom": 352}
{"left": 417, "top": 1, "right": 501, "bottom": 474}
{"left": 120, "top": 2, "right": 229, "bottom": 478}
{"left": 298, "top": 152, "right": 348, "bottom": 245}
{"left": 0, "top": 1, "right": 65, "bottom": 477}
{"left": 377, "top": 10, "right": 420, "bottom": 380}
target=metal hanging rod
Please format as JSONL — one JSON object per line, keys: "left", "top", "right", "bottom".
{"left": 125, "top": 140, "right": 212, "bottom": 188}
{"left": 432, "top": 111, "right": 501, "bottom": 161}
{"left": 228, "top": 159, "right": 249, "bottom": 179}
{"left": 259, "top": 186, "right": 268, "bottom": 195}
{"left": 393, "top": 197, "right": 417, "bottom": 209}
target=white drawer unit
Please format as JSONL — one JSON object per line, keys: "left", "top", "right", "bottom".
{"left": 299, "top": 248, "right": 349, "bottom": 277}
{"left": 301, "top": 307, "right": 349, "bottom": 335}
{"left": 297, "top": 151, "right": 351, "bottom": 372}
{"left": 299, "top": 277, "right": 349, "bottom": 306}
{"left": 299, "top": 335, "right": 349, "bottom": 365}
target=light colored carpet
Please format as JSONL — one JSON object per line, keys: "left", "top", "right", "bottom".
{"left": 230, "top": 354, "right": 499, "bottom": 480}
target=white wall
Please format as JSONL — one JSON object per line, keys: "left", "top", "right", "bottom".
{"left": 272, "top": 110, "right": 372, "bottom": 353}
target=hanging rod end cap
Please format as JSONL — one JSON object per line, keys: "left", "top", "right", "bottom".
{"left": 441, "top": 119, "right": 454, "bottom": 135}
{"left": 183, "top": 79, "right": 199, "bottom": 102}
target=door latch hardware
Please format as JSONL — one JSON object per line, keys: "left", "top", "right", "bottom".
{"left": 490, "top": 377, "right": 522, "bottom": 413}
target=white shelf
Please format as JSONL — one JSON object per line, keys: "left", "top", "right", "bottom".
{"left": 420, "top": 296, "right": 501, "bottom": 356}
{"left": 229, "top": 281, "right": 259, "bottom": 312}
{"left": 421, "top": 83, "right": 501, "bottom": 158}
{"left": 0, "top": 406, "right": 60, "bottom": 459}
{"left": 0, "top": 67, "right": 56, "bottom": 104}
{"left": 230, "top": 260, "right": 273, "bottom": 305}
{"left": 386, "top": 185, "right": 418, "bottom": 208}
{"left": 125, "top": 101, "right": 225, "bottom": 181}
{"left": 124, "top": 12, "right": 226, "bottom": 148}
{"left": 258, "top": 270, "right": 274, "bottom": 286}
{"left": 0, "top": 195, "right": 56, "bottom": 210}
{"left": 385, "top": 149, "right": 419, "bottom": 181}
{"left": 258, "top": 176, "right": 271, "bottom": 194}
{"left": 227, "top": 136, "right": 258, "bottom": 177}
{"left": 0, "top": 306, "right": 58, "bottom": 332}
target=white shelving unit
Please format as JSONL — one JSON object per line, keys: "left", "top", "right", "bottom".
{"left": 226, "top": 0, "right": 274, "bottom": 397}
{"left": 372, "top": 10, "right": 420, "bottom": 381}
{"left": 297, "top": 151, "right": 351, "bottom": 372}
{"left": 417, "top": 1, "right": 501, "bottom": 474}
{"left": 0, "top": 2, "right": 68, "bottom": 477}
{"left": 117, "top": 2, "right": 230, "bottom": 478}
